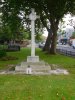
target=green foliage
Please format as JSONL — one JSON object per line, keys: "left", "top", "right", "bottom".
{"left": 0, "top": 25, "right": 12, "bottom": 41}
{"left": 0, "top": 50, "right": 6, "bottom": 58}
{"left": 23, "top": 31, "right": 31, "bottom": 40}
{"left": 0, "top": 45, "right": 7, "bottom": 58}
{"left": 1, "top": 0, "right": 75, "bottom": 54}
{"left": 0, "top": 0, "right": 25, "bottom": 41}
{"left": 0, "top": 45, "right": 8, "bottom": 50}
{"left": 36, "top": 32, "right": 42, "bottom": 41}
{"left": 71, "top": 32, "right": 75, "bottom": 39}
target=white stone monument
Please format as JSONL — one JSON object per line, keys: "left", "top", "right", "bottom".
{"left": 27, "top": 8, "right": 40, "bottom": 62}
{"left": 15, "top": 9, "right": 51, "bottom": 73}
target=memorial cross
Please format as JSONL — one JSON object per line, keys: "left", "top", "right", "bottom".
{"left": 27, "top": 8, "right": 40, "bottom": 56}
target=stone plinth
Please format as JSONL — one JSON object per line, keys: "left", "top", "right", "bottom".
{"left": 27, "top": 56, "right": 39, "bottom": 62}
{"left": 15, "top": 61, "right": 51, "bottom": 73}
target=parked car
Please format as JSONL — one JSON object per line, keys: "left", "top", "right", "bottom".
{"left": 60, "top": 38, "right": 68, "bottom": 45}
{"left": 39, "top": 42, "right": 45, "bottom": 48}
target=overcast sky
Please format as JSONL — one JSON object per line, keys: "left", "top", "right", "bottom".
{"left": 43, "top": 14, "right": 75, "bottom": 37}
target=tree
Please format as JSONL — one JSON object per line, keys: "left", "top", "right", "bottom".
{"left": 1, "top": 0, "right": 75, "bottom": 54}
{"left": 1, "top": 0, "right": 25, "bottom": 42}
{"left": 1, "top": 0, "right": 43, "bottom": 42}
{"left": 29, "top": 0, "right": 75, "bottom": 54}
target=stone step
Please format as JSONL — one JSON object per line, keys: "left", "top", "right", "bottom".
{"left": 15, "top": 61, "right": 51, "bottom": 72}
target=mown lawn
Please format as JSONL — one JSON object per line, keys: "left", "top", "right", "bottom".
{"left": 0, "top": 48, "right": 75, "bottom": 100}
{"left": 0, "top": 48, "right": 31, "bottom": 70}
{"left": 0, "top": 75, "right": 75, "bottom": 100}
{"left": 0, "top": 48, "right": 75, "bottom": 73}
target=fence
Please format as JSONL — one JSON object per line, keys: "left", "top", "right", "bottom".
{"left": 56, "top": 48, "right": 75, "bottom": 57}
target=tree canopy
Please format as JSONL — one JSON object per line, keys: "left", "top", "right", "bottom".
{"left": 0, "top": 0, "right": 75, "bottom": 54}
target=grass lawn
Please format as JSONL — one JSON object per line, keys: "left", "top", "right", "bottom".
{"left": 0, "top": 48, "right": 75, "bottom": 100}
{"left": 0, "top": 75, "right": 75, "bottom": 100}
{"left": 0, "top": 48, "right": 30, "bottom": 70}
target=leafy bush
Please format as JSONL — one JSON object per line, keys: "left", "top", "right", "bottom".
{"left": 0, "top": 50, "right": 6, "bottom": 58}
{"left": 0, "top": 45, "right": 8, "bottom": 50}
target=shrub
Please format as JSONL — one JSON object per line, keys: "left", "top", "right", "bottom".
{"left": 0, "top": 50, "right": 7, "bottom": 58}
{"left": 0, "top": 45, "right": 8, "bottom": 50}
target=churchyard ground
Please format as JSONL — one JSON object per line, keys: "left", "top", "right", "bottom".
{"left": 0, "top": 48, "right": 75, "bottom": 100}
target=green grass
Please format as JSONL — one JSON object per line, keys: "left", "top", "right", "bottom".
{"left": 37, "top": 48, "right": 75, "bottom": 65}
{"left": 0, "top": 48, "right": 31, "bottom": 70}
{"left": 0, "top": 48, "right": 75, "bottom": 71}
{"left": 0, "top": 75, "right": 75, "bottom": 100}
{"left": 36, "top": 48, "right": 75, "bottom": 74}
{"left": 0, "top": 48, "right": 75, "bottom": 100}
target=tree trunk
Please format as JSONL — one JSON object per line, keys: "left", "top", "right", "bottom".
{"left": 50, "top": 33, "right": 57, "bottom": 54}
{"left": 49, "top": 18, "right": 59, "bottom": 54}
{"left": 43, "top": 29, "right": 52, "bottom": 52}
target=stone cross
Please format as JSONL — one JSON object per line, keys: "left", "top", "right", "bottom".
{"left": 27, "top": 8, "right": 40, "bottom": 57}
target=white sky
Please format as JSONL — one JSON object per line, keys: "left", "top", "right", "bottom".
{"left": 43, "top": 28, "right": 48, "bottom": 37}
{"left": 43, "top": 14, "right": 75, "bottom": 37}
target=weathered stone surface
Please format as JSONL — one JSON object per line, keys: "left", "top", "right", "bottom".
{"left": 27, "top": 56, "right": 39, "bottom": 62}
{"left": 15, "top": 61, "right": 51, "bottom": 73}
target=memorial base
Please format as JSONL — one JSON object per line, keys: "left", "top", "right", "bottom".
{"left": 27, "top": 56, "right": 39, "bottom": 62}
{"left": 15, "top": 61, "right": 51, "bottom": 73}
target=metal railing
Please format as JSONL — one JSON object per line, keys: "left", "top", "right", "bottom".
{"left": 56, "top": 49, "right": 75, "bottom": 57}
